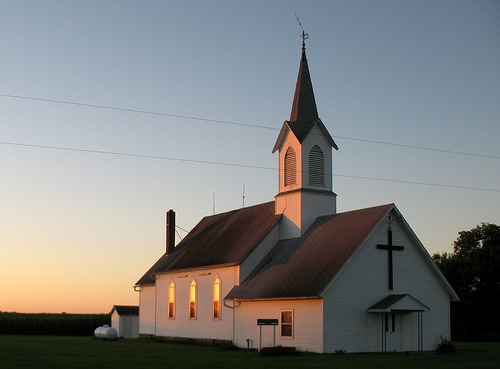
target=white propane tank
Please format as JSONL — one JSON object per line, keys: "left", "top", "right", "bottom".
{"left": 94, "top": 324, "right": 118, "bottom": 340}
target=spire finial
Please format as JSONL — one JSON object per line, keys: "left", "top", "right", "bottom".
{"left": 294, "top": 12, "right": 309, "bottom": 51}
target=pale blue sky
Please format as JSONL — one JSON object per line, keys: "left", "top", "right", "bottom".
{"left": 1, "top": 0, "right": 498, "bottom": 313}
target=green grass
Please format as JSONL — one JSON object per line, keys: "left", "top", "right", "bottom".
{"left": 0, "top": 336, "right": 499, "bottom": 369}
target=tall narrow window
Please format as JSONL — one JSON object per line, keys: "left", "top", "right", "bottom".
{"left": 309, "top": 145, "right": 324, "bottom": 186}
{"left": 168, "top": 280, "right": 176, "bottom": 318}
{"left": 281, "top": 310, "right": 293, "bottom": 338}
{"left": 189, "top": 278, "right": 197, "bottom": 319}
{"left": 213, "top": 276, "right": 221, "bottom": 319}
{"left": 284, "top": 147, "right": 296, "bottom": 186}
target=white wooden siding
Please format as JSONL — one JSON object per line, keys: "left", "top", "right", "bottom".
{"left": 275, "top": 124, "right": 337, "bottom": 240}
{"left": 275, "top": 192, "right": 301, "bottom": 239}
{"left": 114, "top": 314, "right": 139, "bottom": 339}
{"left": 278, "top": 135, "right": 302, "bottom": 193}
{"left": 240, "top": 225, "right": 280, "bottom": 281}
{"left": 125, "top": 315, "right": 140, "bottom": 338}
{"left": 110, "top": 311, "right": 120, "bottom": 336}
{"left": 139, "top": 286, "right": 156, "bottom": 335}
{"left": 301, "top": 125, "right": 333, "bottom": 192}
{"left": 323, "top": 211, "right": 453, "bottom": 353}
{"left": 300, "top": 191, "right": 336, "bottom": 232}
{"left": 233, "top": 299, "right": 323, "bottom": 352}
{"left": 154, "top": 266, "right": 237, "bottom": 341}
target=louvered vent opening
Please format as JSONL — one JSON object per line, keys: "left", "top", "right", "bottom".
{"left": 309, "top": 145, "right": 324, "bottom": 186}
{"left": 284, "top": 147, "right": 296, "bottom": 186}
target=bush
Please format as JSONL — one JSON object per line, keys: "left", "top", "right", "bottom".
{"left": 259, "top": 346, "right": 297, "bottom": 356}
{"left": 436, "top": 336, "right": 455, "bottom": 353}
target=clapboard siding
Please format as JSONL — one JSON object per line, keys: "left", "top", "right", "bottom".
{"left": 323, "top": 212, "right": 453, "bottom": 352}
{"left": 139, "top": 286, "right": 156, "bottom": 335}
{"left": 392, "top": 224, "right": 452, "bottom": 349}
{"left": 275, "top": 187, "right": 336, "bottom": 239}
{"left": 240, "top": 225, "right": 280, "bottom": 281}
{"left": 301, "top": 125, "right": 333, "bottom": 191}
{"left": 233, "top": 299, "right": 323, "bottom": 352}
{"left": 278, "top": 135, "right": 302, "bottom": 192}
{"left": 275, "top": 192, "right": 301, "bottom": 239}
{"left": 154, "top": 266, "right": 237, "bottom": 340}
{"left": 112, "top": 314, "right": 139, "bottom": 339}
{"left": 301, "top": 191, "right": 336, "bottom": 232}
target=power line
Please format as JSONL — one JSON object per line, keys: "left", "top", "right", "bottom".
{"left": 334, "top": 136, "right": 499, "bottom": 160}
{"left": 0, "top": 93, "right": 277, "bottom": 132}
{"left": 1, "top": 93, "right": 498, "bottom": 160}
{"left": 334, "top": 174, "right": 500, "bottom": 193}
{"left": 0, "top": 140, "right": 275, "bottom": 171}
{"left": 1, "top": 140, "right": 498, "bottom": 193}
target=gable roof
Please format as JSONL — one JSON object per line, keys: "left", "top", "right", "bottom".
{"left": 272, "top": 118, "right": 338, "bottom": 153}
{"left": 136, "top": 201, "right": 281, "bottom": 285}
{"left": 109, "top": 305, "right": 139, "bottom": 316}
{"left": 225, "top": 204, "right": 393, "bottom": 301}
{"left": 368, "top": 294, "right": 430, "bottom": 313}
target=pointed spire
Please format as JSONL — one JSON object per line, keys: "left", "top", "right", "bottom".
{"left": 289, "top": 33, "right": 319, "bottom": 123}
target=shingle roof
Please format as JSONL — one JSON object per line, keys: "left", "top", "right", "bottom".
{"left": 368, "top": 294, "right": 430, "bottom": 312}
{"left": 272, "top": 47, "right": 337, "bottom": 153}
{"left": 109, "top": 305, "right": 139, "bottom": 315}
{"left": 290, "top": 48, "right": 318, "bottom": 124}
{"left": 225, "top": 204, "right": 393, "bottom": 300}
{"left": 136, "top": 201, "right": 281, "bottom": 285}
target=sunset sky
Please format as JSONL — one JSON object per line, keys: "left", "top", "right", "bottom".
{"left": 1, "top": 1, "right": 498, "bottom": 314}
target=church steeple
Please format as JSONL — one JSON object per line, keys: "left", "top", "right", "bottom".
{"left": 273, "top": 34, "right": 338, "bottom": 240}
{"left": 289, "top": 40, "right": 319, "bottom": 124}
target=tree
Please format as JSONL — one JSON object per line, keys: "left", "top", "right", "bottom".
{"left": 433, "top": 223, "right": 500, "bottom": 341}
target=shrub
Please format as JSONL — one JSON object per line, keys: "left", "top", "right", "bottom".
{"left": 259, "top": 346, "right": 297, "bottom": 356}
{"left": 437, "top": 335, "right": 455, "bottom": 353}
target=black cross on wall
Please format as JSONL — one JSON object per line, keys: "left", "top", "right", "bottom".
{"left": 377, "top": 228, "right": 404, "bottom": 290}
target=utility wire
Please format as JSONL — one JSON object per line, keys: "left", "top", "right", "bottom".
{"left": 0, "top": 140, "right": 275, "bottom": 171}
{"left": 1, "top": 140, "right": 498, "bottom": 193}
{"left": 0, "top": 93, "right": 277, "bottom": 132}
{"left": 1, "top": 93, "right": 498, "bottom": 160}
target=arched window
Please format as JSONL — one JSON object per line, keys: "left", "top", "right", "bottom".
{"left": 189, "top": 278, "right": 197, "bottom": 319}
{"left": 284, "top": 147, "right": 297, "bottom": 186}
{"left": 168, "top": 280, "right": 176, "bottom": 319}
{"left": 309, "top": 145, "right": 324, "bottom": 186}
{"left": 213, "top": 276, "right": 221, "bottom": 319}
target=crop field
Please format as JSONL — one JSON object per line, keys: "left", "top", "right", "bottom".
{"left": 0, "top": 336, "right": 499, "bottom": 369}
{"left": 0, "top": 312, "right": 110, "bottom": 336}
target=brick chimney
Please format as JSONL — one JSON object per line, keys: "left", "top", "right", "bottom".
{"left": 166, "top": 209, "right": 175, "bottom": 255}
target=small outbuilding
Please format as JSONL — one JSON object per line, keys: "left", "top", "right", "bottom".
{"left": 109, "top": 305, "right": 139, "bottom": 339}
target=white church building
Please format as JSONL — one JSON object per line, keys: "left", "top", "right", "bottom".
{"left": 135, "top": 37, "right": 459, "bottom": 353}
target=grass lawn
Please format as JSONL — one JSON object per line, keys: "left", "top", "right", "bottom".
{"left": 0, "top": 336, "right": 499, "bottom": 369}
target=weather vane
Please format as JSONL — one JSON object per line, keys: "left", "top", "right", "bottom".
{"left": 294, "top": 11, "right": 309, "bottom": 48}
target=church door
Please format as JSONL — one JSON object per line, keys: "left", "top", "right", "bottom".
{"left": 385, "top": 313, "right": 402, "bottom": 352}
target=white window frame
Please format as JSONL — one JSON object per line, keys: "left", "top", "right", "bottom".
{"left": 284, "top": 147, "right": 296, "bottom": 186}
{"left": 308, "top": 145, "right": 324, "bottom": 186}
{"left": 213, "top": 276, "right": 222, "bottom": 320}
{"left": 189, "top": 278, "right": 197, "bottom": 319}
{"left": 280, "top": 309, "right": 294, "bottom": 338}
{"left": 168, "top": 280, "right": 176, "bottom": 319}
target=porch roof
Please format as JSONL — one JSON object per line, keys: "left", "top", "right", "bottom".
{"left": 368, "top": 294, "right": 430, "bottom": 313}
